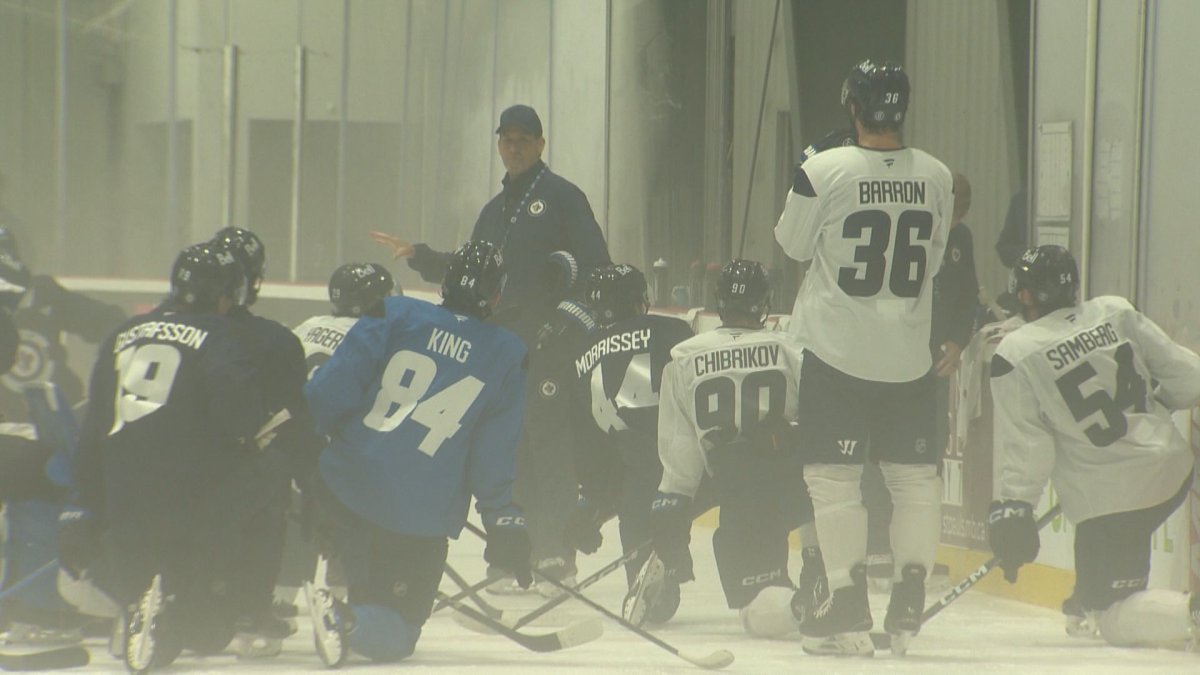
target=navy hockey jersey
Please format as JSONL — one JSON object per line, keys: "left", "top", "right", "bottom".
{"left": 570, "top": 313, "right": 693, "bottom": 505}
{"left": 74, "top": 306, "right": 267, "bottom": 527}
{"left": 305, "top": 296, "right": 528, "bottom": 537}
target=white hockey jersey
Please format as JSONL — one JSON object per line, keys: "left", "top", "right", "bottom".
{"left": 657, "top": 327, "right": 805, "bottom": 498}
{"left": 293, "top": 314, "right": 359, "bottom": 378}
{"left": 991, "top": 296, "right": 1200, "bottom": 523}
{"left": 774, "top": 145, "right": 953, "bottom": 383}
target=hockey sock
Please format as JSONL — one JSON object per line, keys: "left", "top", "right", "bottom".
{"left": 880, "top": 462, "right": 941, "bottom": 578}
{"left": 803, "top": 463, "right": 867, "bottom": 591}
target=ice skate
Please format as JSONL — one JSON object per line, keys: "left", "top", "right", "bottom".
{"left": 231, "top": 609, "right": 297, "bottom": 659}
{"left": 1062, "top": 596, "right": 1101, "bottom": 639}
{"left": 534, "top": 557, "right": 577, "bottom": 599}
{"left": 125, "top": 574, "right": 180, "bottom": 673}
{"left": 622, "top": 552, "right": 680, "bottom": 626}
{"left": 485, "top": 566, "right": 534, "bottom": 595}
{"left": 798, "top": 565, "right": 873, "bottom": 657}
{"left": 883, "top": 563, "right": 927, "bottom": 656}
{"left": 304, "top": 555, "right": 350, "bottom": 667}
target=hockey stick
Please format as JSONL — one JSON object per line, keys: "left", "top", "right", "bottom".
{"left": 0, "top": 645, "right": 90, "bottom": 671}
{"left": 441, "top": 564, "right": 503, "bottom": 621}
{"left": 430, "top": 572, "right": 504, "bottom": 616}
{"left": 463, "top": 522, "right": 734, "bottom": 670}
{"left": 868, "top": 503, "right": 1064, "bottom": 650}
{"left": 0, "top": 560, "right": 59, "bottom": 603}
{"left": 510, "top": 541, "right": 651, "bottom": 629}
{"left": 509, "top": 502, "right": 718, "bottom": 629}
{"left": 435, "top": 591, "right": 603, "bottom": 653}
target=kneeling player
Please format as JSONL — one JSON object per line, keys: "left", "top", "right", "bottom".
{"left": 60, "top": 244, "right": 274, "bottom": 669}
{"left": 989, "top": 245, "right": 1200, "bottom": 649}
{"left": 563, "top": 263, "right": 692, "bottom": 618}
{"left": 304, "top": 241, "right": 532, "bottom": 663}
{"left": 652, "top": 260, "right": 820, "bottom": 637}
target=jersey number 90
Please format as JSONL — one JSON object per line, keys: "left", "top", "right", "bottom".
{"left": 693, "top": 370, "right": 786, "bottom": 433}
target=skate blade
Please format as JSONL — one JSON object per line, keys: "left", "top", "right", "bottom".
{"left": 801, "top": 632, "right": 875, "bottom": 657}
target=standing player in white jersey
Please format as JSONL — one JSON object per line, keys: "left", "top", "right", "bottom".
{"left": 653, "top": 260, "right": 821, "bottom": 638}
{"left": 988, "top": 245, "right": 1200, "bottom": 649}
{"left": 774, "top": 60, "right": 954, "bottom": 655}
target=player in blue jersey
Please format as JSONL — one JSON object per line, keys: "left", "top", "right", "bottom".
{"left": 304, "top": 240, "right": 531, "bottom": 663}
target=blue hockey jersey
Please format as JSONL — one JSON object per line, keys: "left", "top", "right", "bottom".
{"left": 305, "top": 296, "right": 528, "bottom": 537}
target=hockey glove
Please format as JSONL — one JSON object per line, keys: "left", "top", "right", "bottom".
{"left": 650, "top": 492, "right": 694, "bottom": 584}
{"left": 482, "top": 510, "right": 533, "bottom": 589}
{"left": 564, "top": 497, "right": 611, "bottom": 555}
{"left": 988, "top": 499, "right": 1039, "bottom": 583}
{"left": 57, "top": 508, "right": 102, "bottom": 579}
{"left": 798, "top": 128, "right": 857, "bottom": 166}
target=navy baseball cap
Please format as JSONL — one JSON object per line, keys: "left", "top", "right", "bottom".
{"left": 495, "top": 104, "right": 543, "bottom": 137}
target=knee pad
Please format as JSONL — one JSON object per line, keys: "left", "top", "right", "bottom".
{"left": 712, "top": 524, "right": 789, "bottom": 609}
{"left": 879, "top": 462, "right": 940, "bottom": 574}
{"left": 739, "top": 586, "right": 799, "bottom": 639}
{"left": 802, "top": 464, "right": 866, "bottom": 590}
{"left": 1096, "top": 590, "right": 1193, "bottom": 647}
{"left": 347, "top": 604, "right": 418, "bottom": 663}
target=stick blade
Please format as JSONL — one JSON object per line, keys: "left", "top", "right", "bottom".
{"left": 552, "top": 617, "right": 604, "bottom": 649}
{"left": 0, "top": 645, "right": 90, "bottom": 671}
{"left": 680, "top": 648, "right": 734, "bottom": 670}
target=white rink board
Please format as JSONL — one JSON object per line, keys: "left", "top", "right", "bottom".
{"left": 71, "top": 521, "right": 1197, "bottom": 674}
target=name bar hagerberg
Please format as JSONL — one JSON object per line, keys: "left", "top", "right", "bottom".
{"left": 858, "top": 179, "right": 926, "bottom": 205}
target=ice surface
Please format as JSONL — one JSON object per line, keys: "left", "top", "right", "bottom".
{"left": 75, "top": 522, "right": 1195, "bottom": 673}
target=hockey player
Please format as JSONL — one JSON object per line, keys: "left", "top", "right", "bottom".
{"left": 60, "top": 243, "right": 271, "bottom": 669}
{"left": 651, "top": 259, "right": 820, "bottom": 637}
{"left": 304, "top": 240, "right": 532, "bottom": 663}
{"left": 294, "top": 262, "right": 396, "bottom": 376}
{"left": 277, "top": 263, "right": 396, "bottom": 599}
{"left": 774, "top": 59, "right": 953, "bottom": 656}
{"left": 563, "top": 263, "right": 693, "bottom": 617}
{"left": 210, "top": 227, "right": 319, "bottom": 654}
{"left": 988, "top": 245, "right": 1200, "bottom": 648}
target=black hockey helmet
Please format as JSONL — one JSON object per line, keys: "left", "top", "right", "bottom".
{"left": 587, "top": 263, "right": 648, "bottom": 326}
{"left": 441, "top": 240, "right": 506, "bottom": 318}
{"left": 329, "top": 262, "right": 396, "bottom": 318}
{"left": 841, "top": 60, "right": 910, "bottom": 131}
{"left": 1010, "top": 245, "right": 1079, "bottom": 312}
{"left": 211, "top": 226, "right": 266, "bottom": 304}
{"left": 169, "top": 242, "right": 247, "bottom": 311}
{"left": 716, "top": 259, "right": 771, "bottom": 326}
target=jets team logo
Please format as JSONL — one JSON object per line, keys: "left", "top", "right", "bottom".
{"left": 915, "top": 438, "right": 928, "bottom": 455}
{"left": 2, "top": 329, "right": 53, "bottom": 393}
{"left": 540, "top": 379, "right": 558, "bottom": 398}
{"left": 951, "top": 247, "right": 962, "bottom": 263}
{"left": 392, "top": 581, "right": 409, "bottom": 597}
{"left": 528, "top": 199, "right": 546, "bottom": 217}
